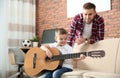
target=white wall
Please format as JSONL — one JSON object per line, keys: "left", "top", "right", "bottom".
{"left": 0, "top": 0, "right": 9, "bottom": 77}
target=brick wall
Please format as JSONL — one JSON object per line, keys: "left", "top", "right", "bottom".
{"left": 36, "top": 0, "right": 120, "bottom": 43}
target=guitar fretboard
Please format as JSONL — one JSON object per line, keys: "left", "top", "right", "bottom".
{"left": 51, "top": 52, "right": 87, "bottom": 61}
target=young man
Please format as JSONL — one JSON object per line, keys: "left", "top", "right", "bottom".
{"left": 67, "top": 2, "right": 105, "bottom": 46}
{"left": 40, "top": 28, "right": 85, "bottom": 78}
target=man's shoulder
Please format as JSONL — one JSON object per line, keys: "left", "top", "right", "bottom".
{"left": 94, "top": 14, "right": 104, "bottom": 20}
{"left": 94, "top": 14, "right": 104, "bottom": 22}
{"left": 74, "top": 13, "right": 83, "bottom": 20}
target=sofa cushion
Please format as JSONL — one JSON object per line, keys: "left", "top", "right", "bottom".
{"left": 61, "top": 69, "right": 89, "bottom": 78}
{"left": 83, "top": 72, "right": 120, "bottom": 78}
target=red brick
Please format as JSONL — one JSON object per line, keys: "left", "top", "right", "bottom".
{"left": 36, "top": 0, "right": 120, "bottom": 43}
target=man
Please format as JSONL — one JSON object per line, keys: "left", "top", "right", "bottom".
{"left": 67, "top": 2, "right": 105, "bottom": 46}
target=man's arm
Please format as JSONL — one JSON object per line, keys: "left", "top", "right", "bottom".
{"left": 90, "top": 16, "right": 105, "bottom": 44}
{"left": 67, "top": 15, "right": 79, "bottom": 46}
{"left": 97, "top": 17, "right": 104, "bottom": 41}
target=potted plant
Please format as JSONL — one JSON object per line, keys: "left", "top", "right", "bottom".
{"left": 31, "top": 36, "right": 39, "bottom": 47}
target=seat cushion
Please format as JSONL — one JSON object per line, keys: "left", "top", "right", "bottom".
{"left": 83, "top": 72, "right": 120, "bottom": 78}
{"left": 61, "top": 69, "right": 89, "bottom": 78}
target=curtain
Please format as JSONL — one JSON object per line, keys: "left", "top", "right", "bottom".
{"left": 0, "top": 0, "right": 36, "bottom": 78}
{"left": 8, "top": 0, "right": 36, "bottom": 47}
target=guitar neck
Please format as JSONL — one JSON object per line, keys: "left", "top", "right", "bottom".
{"left": 51, "top": 52, "right": 87, "bottom": 61}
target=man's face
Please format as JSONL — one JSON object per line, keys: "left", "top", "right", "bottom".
{"left": 83, "top": 8, "right": 96, "bottom": 24}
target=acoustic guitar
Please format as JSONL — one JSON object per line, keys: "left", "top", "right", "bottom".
{"left": 24, "top": 47, "right": 105, "bottom": 77}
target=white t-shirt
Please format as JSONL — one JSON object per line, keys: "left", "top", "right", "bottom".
{"left": 49, "top": 43, "right": 73, "bottom": 69}
{"left": 82, "top": 22, "right": 92, "bottom": 39}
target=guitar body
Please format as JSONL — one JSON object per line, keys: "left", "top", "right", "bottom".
{"left": 24, "top": 47, "right": 105, "bottom": 77}
{"left": 24, "top": 47, "right": 60, "bottom": 76}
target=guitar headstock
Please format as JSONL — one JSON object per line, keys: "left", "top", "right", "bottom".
{"left": 88, "top": 50, "right": 105, "bottom": 58}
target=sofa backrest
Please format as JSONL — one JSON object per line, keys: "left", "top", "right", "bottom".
{"left": 116, "top": 39, "right": 120, "bottom": 74}
{"left": 41, "top": 29, "right": 55, "bottom": 45}
{"left": 73, "top": 38, "right": 120, "bottom": 74}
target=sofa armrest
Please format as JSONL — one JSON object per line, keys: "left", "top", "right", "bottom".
{"left": 74, "top": 38, "right": 120, "bottom": 73}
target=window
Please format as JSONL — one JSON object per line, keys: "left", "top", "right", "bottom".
{"left": 67, "top": 0, "right": 111, "bottom": 18}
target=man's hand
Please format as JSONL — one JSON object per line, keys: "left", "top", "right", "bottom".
{"left": 75, "top": 38, "right": 86, "bottom": 45}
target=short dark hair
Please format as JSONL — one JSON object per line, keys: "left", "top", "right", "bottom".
{"left": 55, "top": 28, "right": 68, "bottom": 36}
{"left": 83, "top": 2, "right": 96, "bottom": 10}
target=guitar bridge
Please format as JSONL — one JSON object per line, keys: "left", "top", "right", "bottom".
{"left": 45, "top": 57, "right": 52, "bottom": 62}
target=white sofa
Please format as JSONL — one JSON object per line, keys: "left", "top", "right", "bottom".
{"left": 61, "top": 38, "right": 120, "bottom": 78}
